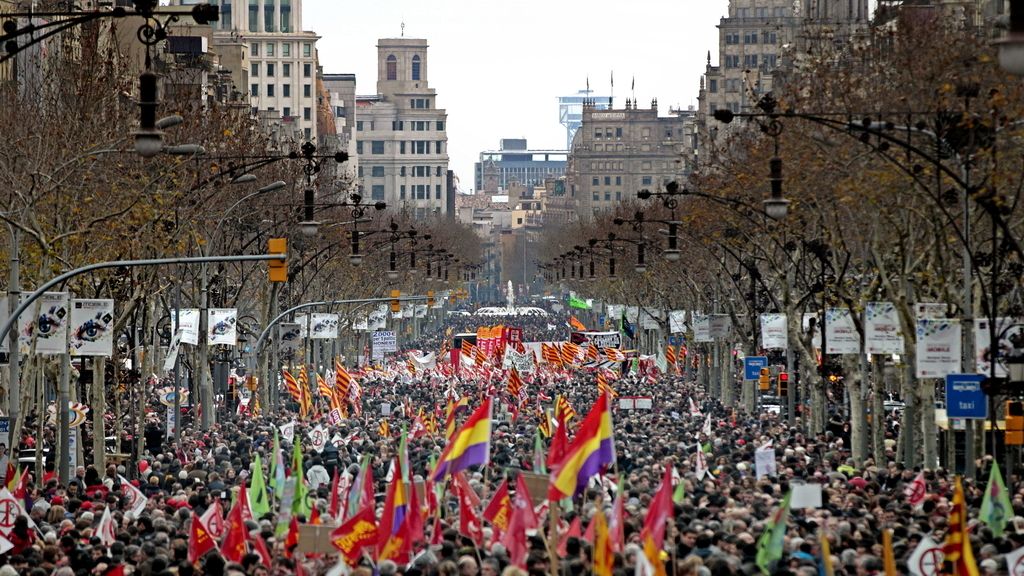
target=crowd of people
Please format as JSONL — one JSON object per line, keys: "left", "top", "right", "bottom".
{"left": 0, "top": 315, "right": 1015, "bottom": 576}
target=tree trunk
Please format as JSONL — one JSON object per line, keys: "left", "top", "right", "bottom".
{"left": 871, "top": 357, "right": 886, "bottom": 462}
{"left": 843, "top": 355, "right": 867, "bottom": 466}
{"left": 91, "top": 358, "right": 105, "bottom": 471}
{"left": 921, "top": 379, "right": 937, "bottom": 470}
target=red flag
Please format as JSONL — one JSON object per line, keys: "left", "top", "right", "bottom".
{"left": 641, "top": 463, "right": 674, "bottom": 550}
{"left": 310, "top": 506, "right": 321, "bottom": 525}
{"left": 284, "top": 517, "right": 300, "bottom": 558}
{"left": 328, "top": 468, "right": 342, "bottom": 520}
{"left": 454, "top": 477, "right": 484, "bottom": 546}
{"left": 452, "top": 472, "right": 481, "bottom": 507}
{"left": 557, "top": 516, "right": 582, "bottom": 556}
{"left": 249, "top": 533, "right": 273, "bottom": 567}
{"left": 501, "top": 474, "right": 539, "bottom": 568}
{"left": 429, "top": 513, "right": 444, "bottom": 546}
{"left": 188, "top": 513, "right": 215, "bottom": 565}
{"left": 219, "top": 493, "right": 249, "bottom": 563}
{"left": 482, "top": 478, "right": 512, "bottom": 538}
{"left": 546, "top": 409, "right": 569, "bottom": 468}
{"left": 377, "top": 459, "right": 411, "bottom": 564}
{"left": 200, "top": 499, "right": 226, "bottom": 541}
{"left": 330, "top": 506, "right": 379, "bottom": 564}
{"left": 406, "top": 471, "right": 425, "bottom": 545}
{"left": 236, "top": 481, "right": 254, "bottom": 525}
{"left": 609, "top": 484, "right": 625, "bottom": 553}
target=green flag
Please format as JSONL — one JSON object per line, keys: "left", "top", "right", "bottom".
{"left": 568, "top": 295, "right": 591, "bottom": 310}
{"left": 673, "top": 480, "right": 685, "bottom": 505}
{"left": 399, "top": 427, "right": 410, "bottom": 482}
{"left": 532, "top": 429, "right": 547, "bottom": 474}
{"left": 980, "top": 461, "right": 1013, "bottom": 537}
{"left": 291, "top": 439, "right": 310, "bottom": 518}
{"left": 755, "top": 491, "right": 792, "bottom": 574}
{"left": 249, "top": 453, "right": 271, "bottom": 518}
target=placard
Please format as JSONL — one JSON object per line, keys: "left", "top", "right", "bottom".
{"left": 790, "top": 483, "right": 823, "bottom": 508}
{"left": 916, "top": 319, "right": 961, "bottom": 379}
{"left": 69, "top": 299, "right": 114, "bottom": 357}
{"left": 760, "top": 313, "right": 788, "bottom": 350}
{"left": 755, "top": 444, "right": 777, "bottom": 479}
{"left": 693, "top": 315, "right": 712, "bottom": 343}
{"left": 709, "top": 314, "right": 731, "bottom": 338}
{"left": 170, "top": 309, "right": 200, "bottom": 346}
{"left": 207, "top": 308, "right": 237, "bottom": 346}
{"left": 32, "top": 292, "right": 69, "bottom": 354}
{"left": 372, "top": 331, "right": 397, "bottom": 353}
{"left": 310, "top": 313, "right": 339, "bottom": 339}
{"left": 864, "top": 301, "right": 904, "bottom": 355}
{"left": 825, "top": 308, "right": 859, "bottom": 354}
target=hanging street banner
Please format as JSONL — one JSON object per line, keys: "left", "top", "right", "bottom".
{"left": 802, "top": 313, "right": 822, "bottom": 349}
{"left": 974, "top": 317, "right": 1024, "bottom": 378}
{"left": 825, "top": 308, "right": 860, "bottom": 354}
{"left": 669, "top": 310, "right": 686, "bottom": 334}
{"left": 693, "top": 315, "right": 712, "bottom": 343}
{"left": 760, "top": 313, "right": 788, "bottom": 350}
{"left": 207, "top": 308, "right": 238, "bottom": 346}
{"left": 368, "top": 306, "right": 388, "bottom": 331}
{"left": 916, "top": 318, "right": 961, "bottom": 379}
{"left": 171, "top": 309, "right": 200, "bottom": 346}
{"left": 864, "top": 301, "right": 904, "bottom": 355}
{"left": 278, "top": 323, "right": 301, "bottom": 357}
{"left": 310, "top": 313, "right": 339, "bottom": 339}
{"left": 68, "top": 299, "right": 114, "bottom": 357}
{"left": 32, "top": 292, "right": 69, "bottom": 355}
{"left": 415, "top": 305, "right": 428, "bottom": 318}
{"left": 709, "top": 314, "right": 731, "bottom": 339}
{"left": 163, "top": 332, "right": 183, "bottom": 373}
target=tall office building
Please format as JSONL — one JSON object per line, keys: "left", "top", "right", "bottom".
{"left": 559, "top": 89, "right": 611, "bottom": 151}
{"left": 173, "top": 0, "right": 320, "bottom": 142}
{"left": 568, "top": 99, "right": 696, "bottom": 219}
{"left": 355, "top": 38, "right": 449, "bottom": 219}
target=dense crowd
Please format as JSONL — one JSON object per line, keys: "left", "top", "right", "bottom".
{"left": 0, "top": 317, "right": 1016, "bottom": 576}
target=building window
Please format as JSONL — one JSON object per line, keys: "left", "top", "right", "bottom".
{"left": 436, "top": 121, "right": 444, "bottom": 131}
{"left": 264, "top": 0, "right": 273, "bottom": 31}
{"left": 283, "top": 63, "right": 291, "bottom": 77}
{"left": 250, "top": 84, "right": 258, "bottom": 96}
{"left": 283, "top": 107, "right": 291, "bottom": 118}
{"left": 371, "top": 141, "right": 385, "bottom": 154}
{"left": 304, "top": 128, "right": 310, "bottom": 140}
{"left": 604, "top": 176, "right": 611, "bottom": 185}
{"left": 303, "top": 64, "right": 311, "bottom": 78}
{"left": 251, "top": 63, "right": 259, "bottom": 77}
{"left": 604, "top": 192, "right": 611, "bottom": 201}
{"left": 371, "top": 185, "right": 385, "bottom": 200}
{"left": 303, "top": 84, "right": 311, "bottom": 98}
{"left": 592, "top": 193, "right": 599, "bottom": 201}
{"left": 267, "top": 84, "right": 275, "bottom": 97}
{"left": 436, "top": 166, "right": 442, "bottom": 177}
{"left": 282, "top": 42, "right": 291, "bottom": 57}
{"left": 615, "top": 127, "right": 622, "bottom": 138}
{"left": 400, "top": 166, "right": 406, "bottom": 176}
{"left": 356, "top": 141, "right": 363, "bottom": 154}
{"left": 303, "top": 43, "right": 311, "bottom": 58}
{"left": 392, "top": 120, "right": 403, "bottom": 130}
{"left": 266, "top": 43, "right": 275, "bottom": 57}
{"left": 303, "top": 107, "right": 310, "bottom": 120}
{"left": 709, "top": 79, "right": 718, "bottom": 93}
{"left": 744, "top": 54, "right": 758, "bottom": 67}
{"left": 725, "top": 32, "right": 739, "bottom": 45}
{"left": 743, "top": 31, "right": 757, "bottom": 44}
{"left": 615, "top": 176, "right": 622, "bottom": 185}
{"left": 412, "top": 55, "right": 421, "bottom": 80}
{"left": 400, "top": 185, "right": 406, "bottom": 200}
{"left": 335, "top": 106, "right": 344, "bottom": 117}
{"left": 400, "top": 141, "right": 406, "bottom": 154}
{"left": 436, "top": 141, "right": 443, "bottom": 154}
{"left": 436, "top": 185, "right": 442, "bottom": 199}
{"left": 283, "top": 84, "right": 290, "bottom": 97}
{"left": 358, "top": 166, "right": 364, "bottom": 177}
{"left": 250, "top": 42, "right": 258, "bottom": 57}
{"left": 371, "top": 166, "right": 385, "bottom": 177}
{"left": 248, "top": 0, "right": 257, "bottom": 32}
{"left": 642, "top": 176, "right": 652, "bottom": 186}
{"left": 266, "top": 63, "right": 275, "bottom": 77}
{"left": 386, "top": 55, "right": 397, "bottom": 81}
{"left": 592, "top": 177, "right": 599, "bottom": 186}
{"left": 616, "top": 191, "right": 622, "bottom": 201}
{"left": 280, "top": 0, "right": 291, "bottom": 32}
{"left": 594, "top": 129, "right": 602, "bottom": 139}
{"left": 356, "top": 121, "right": 363, "bottom": 131}
{"left": 725, "top": 55, "right": 740, "bottom": 68}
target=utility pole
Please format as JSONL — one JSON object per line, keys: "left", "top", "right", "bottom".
{"left": 7, "top": 225, "right": 19, "bottom": 448}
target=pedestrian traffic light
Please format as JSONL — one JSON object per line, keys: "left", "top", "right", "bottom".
{"left": 268, "top": 238, "right": 287, "bottom": 282}
{"left": 758, "top": 367, "right": 771, "bottom": 391}
{"left": 390, "top": 289, "right": 401, "bottom": 313}
{"left": 777, "top": 372, "right": 789, "bottom": 396}
{"left": 1008, "top": 401, "right": 1024, "bottom": 446}
{"left": 427, "top": 290, "right": 435, "bottom": 307}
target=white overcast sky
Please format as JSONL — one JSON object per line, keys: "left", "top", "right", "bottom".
{"left": 303, "top": 0, "right": 732, "bottom": 191}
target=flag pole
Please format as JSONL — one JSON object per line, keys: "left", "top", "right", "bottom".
{"left": 548, "top": 495, "right": 560, "bottom": 576}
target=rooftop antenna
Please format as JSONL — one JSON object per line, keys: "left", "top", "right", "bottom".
{"left": 401, "top": 20, "right": 405, "bottom": 37}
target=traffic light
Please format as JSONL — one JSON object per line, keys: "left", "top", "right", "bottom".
{"left": 268, "top": 238, "right": 287, "bottom": 282}
{"left": 1008, "top": 401, "right": 1024, "bottom": 446}
{"left": 777, "top": 372, "right": 789, "bottom": 396}
{"left": 758, "top": 367, "right": 771, "bottom": 391}
{"left": 390, "top": 289, "right": 401, "bottom": 313}
{"left": 427, "top": 290, "right": 435, "bottom": 307}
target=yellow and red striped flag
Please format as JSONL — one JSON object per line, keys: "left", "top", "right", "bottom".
{"left": 597, "top": 371, "right": 618, "bottom": 398}
{"left": 556, "top": 395, "right": 577, "bottom": 422}
{"left": 666, "top": 345, "right": 677, "bottom": 367}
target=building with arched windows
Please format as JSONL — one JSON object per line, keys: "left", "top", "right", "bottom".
{"left": 355, "top": 38, "right": 450, "bottom": 219}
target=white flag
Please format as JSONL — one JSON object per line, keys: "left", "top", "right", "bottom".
{"left": 97, "top": 505, "right": 117, "bottom": 547}
{"left": 280, "top": 421, "right": 296, "bottom": 444}
{"left": 694, "top": 444, "right": 708, "bottom": 480}
{"left": 118, "top": 475, "right": 148, "bottom": 519}
{"left": 907, "top": 536, "right": 943, "bottom": 576}
{"left": 1004, "top": 545, "right": 1024, "bottom": 575}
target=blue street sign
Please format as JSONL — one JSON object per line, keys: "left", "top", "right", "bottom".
{"left": 668, "top": 335, "right": 684, "bottom": 346}
{"left": 945, "top": 374, "right": 988, "bottom": 419}
{"left": 743, "top": 356, "right": 768, "bottom": 381}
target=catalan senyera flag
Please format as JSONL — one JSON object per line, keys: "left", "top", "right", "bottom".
{"left": 461, "top": 339, "right": 475, "bottom": 359}
{"left": 507, "top": 367, "right": 524, "bottom": 400}
{"left": 474, "top": 343, "right": 487, "bottom": 366}
{"left": 431, "top": 398, "right": 493, "bottom": 481}
{"left": 942, "top": 476, "right": 980, "bottom": 576}
{"left": 603, "top": 348, "right": 626, "bottom": 362}
{"left": 537, "top": 408, "right": 552, "bottom": 438}
{"left": 283, "top": 370, "right": 301, "bottom": 402}
{"left": 445, "top": 395, "right": 470, "bottom": 439}
{"left": 569, "top": 316, "right": 586, "bottom": 332}
{"left": 541, "top": 342, "right": 562, "bottom": 366}
{"left": 597, "top": 371, "right": 617, "bottom": 398}
{"left": 561, "top": 341, "right": 581, "bottom": 366}
{"left": 297, "top": 369, "right": 313, "bottom": 420}
{"left": 379, "top": 420, "right": 390, "bottom": 438}
{"left": 317, "top": 373, "right": 334, "bottom": 401}
{"left": 666, "top": 345, "right": 677, "bottom": 367}
{"left": 548, "top": 393, "right": 615, "bottom": 500}
{"left": 335, "top": 359, "right": 352, "bottom": 402}
{"left": 556, "top": 395, "right": 577, "bottom": 422}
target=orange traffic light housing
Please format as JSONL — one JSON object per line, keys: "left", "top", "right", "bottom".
{"left": 777, "top": 372, "right": 789, "bottom": 396}
{"left": 758, "top": 367, "right": 771, "bottom": 391}
{"left": 268, "top": 238, "right": 288, "bottom": 282}
{"left": 427, "top": 290, "right": 435, "bottom": 307}
{"left": 1007, "top": 401, "right": 1024, "bottom": 446}
{"left": 390, "top": 289, "right": 401, "bottom": 313}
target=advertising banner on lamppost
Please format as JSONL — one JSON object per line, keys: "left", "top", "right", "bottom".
{"left": 369, "top": 306, "right": 388, "bottom": 331}
{"left": 304, "top": 313, "right": 337, "bottom": 339}
{"left": 669, "top": 310, "right": 686, "bottom": 334}
{"left": 693, "top": 315, "right": 712, "bottom": 343}
{"left": 916, "top": 318, "right": 961, "bottom": 378}
{"left": 760, "top": 313, "right": 788, "bottom": 350}
{"left": 69, "top": 299, "right": 114, "bottom": 357}
{"left": 864, "top": 301, "right": 904, "bottom": 355}
{"left": 278, "top": 323, "right": 301, "bottom": 357}
{"left": 974, "top": 317, "right": 1024, "bottom": 378}
{"left": 171, "top": 309, "right": 200, "bottom": 346}
{"left": 207, "top": 308, "right": 237, "bottom": 346}
{"left": 825, "top": 308, "right": 860, "bottom": 354}
{"left": 32, "top": 292, "right": 69, "bottom": 355}
{"left": 709, "top": 314, "right": 731, "bottom": 339}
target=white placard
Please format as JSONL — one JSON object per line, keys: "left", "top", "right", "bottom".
{"left": 975, "top": 317, "right": 1024, "bottom": 378}
{"left": 67, "top": 428, "right": 79, "bottom": 470}
{"left": 207, "top": 308, "right": 237, "bottom": 346}
{"left": 669, "top": 310, "right": 686, "bottom": 334}
{"left": 864, "top": 301, "right": 904, "bottom": 355}
{"left": 633, "top": 397, "right": 653, "bottom": 410}
{"left": 166, "top": 405, "right": 176, "bottom": 438}
{"left": 308, "top": 425, "right": 328, "bottom": 454}
{"left": 32, "top": 292, "right": 69, "bottom": 354}
{"left": 171, "top": 309, "right": 200, "bottom": 346}
{"left": 310, "top": 313, "right": 339, "bottom": 339}
{"left": 916, "top": 319, "right": 962, "bottom": 379}
{"left": 709, "top": 314, "right": 731, "bottom": 338}
{"left": 380, "top": 402, "right": 392, "bottom": 416}
{"left": 372, "top": 331, "right": 397, "bottom": 353}
{"left": 69, "top": 299, "right": 115, "bottom": 356}
{"left": 825, "top": 308, "right": 860, "bottom": 354}
{"left": 755, "top": 444, "right": 777, "bottom": 479}
{"left": 640, "top": 308, "right": 661, "bottom": 330}
{"left": 693, "top": 315, "right": 712, "bottom": 343}
{"left": 760, "top": 313, "right": 788, "bottom": 350}
{"left": 790, "top": 483, "right": 823, "bottom": 508}
{"left": 279, "top": 421, "right": 295, "bottom": 443}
